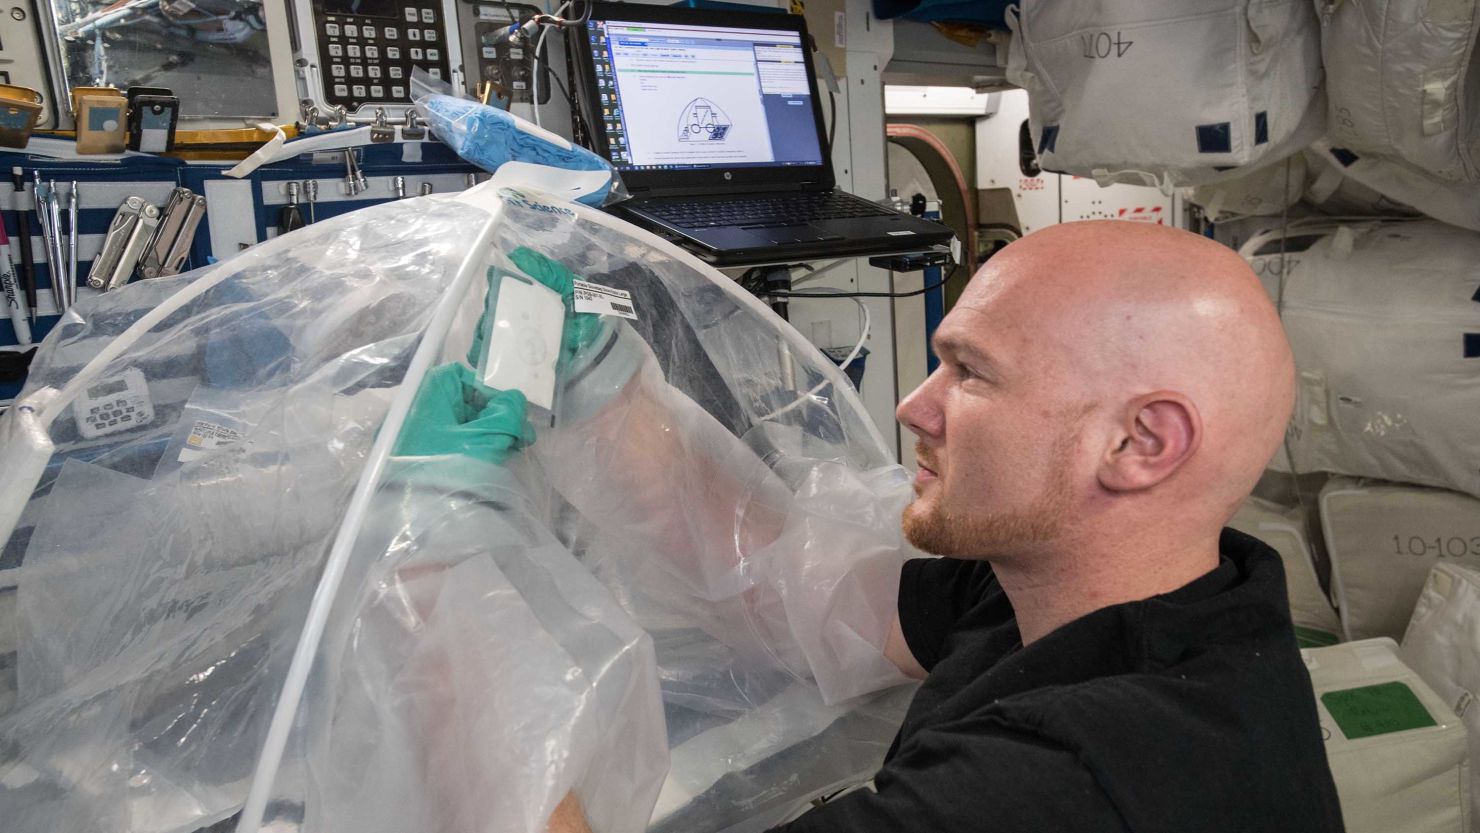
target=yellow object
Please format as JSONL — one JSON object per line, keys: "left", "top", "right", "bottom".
{"left": 72, "top": 87, "right": 128, "bottom": 154}
{"left": 0, "top": 84, "right": 43, "bottom": 149}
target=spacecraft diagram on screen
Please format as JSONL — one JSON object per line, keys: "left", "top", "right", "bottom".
{"left": 678, "top": 98, "right": 732, "bottom": 142}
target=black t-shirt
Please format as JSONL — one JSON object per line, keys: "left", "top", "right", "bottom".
{"left": 773, "top": 529, "right": 1345, "bottom": 833}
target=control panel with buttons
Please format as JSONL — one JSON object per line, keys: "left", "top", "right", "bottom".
{"left": 74, "top": 367, "right": 155, "bottom": 440}
{"left": 457, "top": 2, "right": 547, "bottom": 105}
{"left": 307, "top": 0, "right": 456, "bottom": 113}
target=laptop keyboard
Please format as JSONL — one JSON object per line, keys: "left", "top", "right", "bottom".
{"left": 640, "top": 192, "right": 894, "bottom": 229}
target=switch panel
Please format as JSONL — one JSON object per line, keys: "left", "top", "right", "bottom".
{"left": 457, "top": 2, "right": 547, "bottom": 105}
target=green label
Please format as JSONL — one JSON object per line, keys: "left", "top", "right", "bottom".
{"left": 1322, "top": 682, "right": 1437, "bottom": 740}
{"left": 1295, "top": 626, "right": 1340, "bottom": 648}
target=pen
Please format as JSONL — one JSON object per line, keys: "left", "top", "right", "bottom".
{"left": 12, "top": 167, "right": 36, "bottom": 322}
{"left": 67, "top": 182, "right": 78, "bottom": 309}
{"left": 42, "top": 176, "right": 68, "bottom": 316}
{"left": 0, "top": 223, "right": 30, "bottom": 344}
{"left": 31, "top": 173, "right": 60, "bottom": 314}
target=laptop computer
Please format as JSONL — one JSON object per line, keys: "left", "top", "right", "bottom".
{"left": 570, "top": 2, "right": 954, "bottom": 266}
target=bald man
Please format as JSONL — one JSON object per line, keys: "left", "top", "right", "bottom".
{"left": 770, "top": 221, "right": 1345, "bottom": 832}
{"left": 545, "top": 221, "right": 1343, "bottom": 833}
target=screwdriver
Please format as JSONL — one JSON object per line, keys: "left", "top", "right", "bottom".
{"left": 279, "top": 181, "right": 305, "bottom": 234}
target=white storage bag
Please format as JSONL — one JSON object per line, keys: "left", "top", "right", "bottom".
{"left": 1322, "top": 478, "right": 1480, "bottom": 641}
{"left": 1305, "top": 637, "right": 1469, "bottom": 833}
{"left": 1269, "top": 221, "right": 1480, "bottom": 497}
{"left": 1229, "top": 497, "right": 1342, "bottom": 646}
{"left": 1187, "top": 154, "right": 1308, "bottom": 220}
{"left": 1403, "top": 562, "right": 1480, "bottom": 832}
{"left": 1320, "top": 0, "right": 1480, "bottom": 183}
{"left": 1310, "top": 141, "right": 1480, "bottom": 232}
{"left": 1004, "top": 0, "right": 1325, "bottom": 187}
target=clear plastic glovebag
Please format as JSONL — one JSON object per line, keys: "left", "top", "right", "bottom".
{"left": 0, "top": 181, "right": 919, "bottom": 833}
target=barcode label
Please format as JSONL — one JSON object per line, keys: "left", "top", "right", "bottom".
{"left": 573, "top": 279, "right": 638, "bottom": 320}
{"left": 179, "top": 419, "right": 243, "bottom": 462}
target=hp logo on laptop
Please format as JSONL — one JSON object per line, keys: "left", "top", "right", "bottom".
{"left": 724, "top": 171, "right": 732, "bottom": 180}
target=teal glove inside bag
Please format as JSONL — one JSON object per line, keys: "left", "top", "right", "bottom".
{"left": 467, "top": 246, "right": 608, "bottom": 372}
{"left": 393, "top": 362, "right": 535, "bottom": 463}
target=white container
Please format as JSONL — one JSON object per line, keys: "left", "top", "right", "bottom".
{"left": 1403, "top": 562, "right": 1480, "bottom": 832}
{"left": 1305, "top": 637, "right": 1469, "bottom": 833}
{"left": 1322, "top": 478, "right": 1480, "bottom": 641}
{"left": 1229, "top": 498, "right": 1341, "bottom": 646}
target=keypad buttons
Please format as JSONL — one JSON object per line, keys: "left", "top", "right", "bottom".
{"left": 387, "top": 46, "right": 401, "bottom": 59}
{"left": 426, "top": 47, "right": 440, "bottom": 61}
{"left": 423, "top": 28, "right": 437, "bottom": 42}
{"left": 410, "top": 47, "right": 423, "bottom": 60}
{"left": 362, "top": 26, "right": 375, "bottom": 39}
{"left": 334, "top": 83, "right": 349, "bottom": 96}
{"left": 345, "top": 24, "right": 358, "bottom": 37}
{"left": 392, "top": 85, "right": 406, "bottom": 98}
{"left": 352, "top": 84, "right": 367, "bottom": 97}
{"left": 403, "top": 7, "right": 418, "bottom": 21}
{"left": 328, "top": 43, "right": 343, "bottom": 57}
{"left": 429, "top": 67, "right": 442, "bottom": 79}
{"left": 331, "top": 64, "right": 346, "bottom": 77}
{"left": 407, "top": 28, "right": 421, "bottom": 41}
{"left": 349, "top": 64, "right": 364, "bottom": 77}
{"left": 347, "top": 44, "right": 361, "bottom": 57}
{"left": 325, "top": 22, "right": 340, "bottom": 36}
{"left": 368, "top": 65, "right": 382, "bottom": 78}
{"left": 370, "top": 85, "right": 385, "bottom": 98}
{"left": 420, "top": 8, "right": 435, "bottom": 22}
{"left": 365, "top": 45, "right": 379, "bottom": 58}
{"left": 384, "top": 26, "right": 398, "bottom": 38}
{"left": 389, "top": 66, "right": 404, "bottom": 79}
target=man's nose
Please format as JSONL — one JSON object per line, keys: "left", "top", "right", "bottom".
{"left": 897, "top": 372, "right": 945, "bottom": 439}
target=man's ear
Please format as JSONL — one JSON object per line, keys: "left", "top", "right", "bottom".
{"left": 1098, "top": 392, "right": 1201, "bottom": 493}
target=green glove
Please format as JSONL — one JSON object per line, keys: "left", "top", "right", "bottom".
{"left": 466, "top": 246, "right": 608, "bottom": 371}
{"left": 393, "top": 362, "right": 535, "bottom": 463}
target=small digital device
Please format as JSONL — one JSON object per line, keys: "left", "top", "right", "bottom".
{"left": 126, "top": 87, "right": 179, "bottom": 152}
{"left": 74, "top": 367, "right": 155, "bottom": 439}
{"left": 294, "top": 0, "right": 463, "bottom": 118}
{"left": 479, "top": 272, "right": 565, "bottom": 411}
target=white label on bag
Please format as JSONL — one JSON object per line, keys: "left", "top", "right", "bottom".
{"left": 180, "top": 419, "right": 243, "bottom": 462}
{"left": 573, "top": 279, "right": 637, "bottom": 320}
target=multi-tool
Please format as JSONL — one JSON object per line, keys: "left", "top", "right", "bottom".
{"left": 138, "top": 187, "right": 207, "bottom": 279}
{"left": 87, "top": 197, "right": 160, "bottom": 292}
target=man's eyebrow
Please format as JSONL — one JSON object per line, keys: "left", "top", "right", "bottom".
{"left": 932, "top": 334, "right": 992, "bottom": 365}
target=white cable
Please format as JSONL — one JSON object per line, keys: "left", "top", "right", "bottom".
{"left": 756, "top": 290, "right": 871, "bottom": 424}
{"left": 530, "top": 2, "right": 570, "bottom": 129}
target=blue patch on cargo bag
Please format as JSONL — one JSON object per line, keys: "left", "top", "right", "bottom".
{"left": 1038, "top": 124, "right": 1059, "bottom": 154}
{"left": 1255, "top": 111, "right": 1269, "bottom": 145}
{"left": 1196, "top": 122, "right": 1232, "bottom": 154}
{"left": 1331, "top": 147, "right": 1360, "bottom": 167}
{"left": 1466, "top": 333, "right": 1480, "bottom": 358}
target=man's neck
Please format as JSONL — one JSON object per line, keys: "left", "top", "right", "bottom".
{"left": 992, "top": 530, "right": 1223, "bottom": 645}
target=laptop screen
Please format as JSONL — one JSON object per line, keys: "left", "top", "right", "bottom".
{"left": 585, "top": 16, "right": 825, "bottom": 173}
